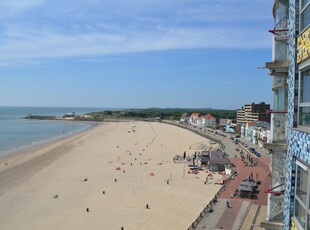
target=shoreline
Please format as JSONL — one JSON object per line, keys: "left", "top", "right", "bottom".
{"left": 0, "top": 123, "right": 108, "bottom": 202}
{"left": 0, "top": 120, "right": 100, "bottom": 158}
{"left": 0, "top": 122, "right": 102, "bottom": 175}
{"left": 0, "top": 117, "right": 151, "bottom": 160}
{"left": 0, "top": 121, "right": 224, "bottom": 230}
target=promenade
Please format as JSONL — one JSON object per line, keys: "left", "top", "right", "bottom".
{"left": 165, "top": 122, "right": 271, "bottom": 230}
{"left": 193, "top": 156, "right": 270, "bottom": 230}
{"left": 201, "top": 129, "right": 270, "bottom": 229}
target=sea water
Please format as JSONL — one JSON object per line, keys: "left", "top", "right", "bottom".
{"left": 0, "top": 106, "right": 107, "bottom": 156}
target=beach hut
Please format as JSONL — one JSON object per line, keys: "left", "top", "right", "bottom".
{"left": 197, "top": 151, "right": 209, "bottom": 165}
{"left": 208, "top": 151, "right": 229, "bottom": 172}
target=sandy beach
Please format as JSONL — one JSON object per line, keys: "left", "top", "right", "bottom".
{"left": 0, "top": 121, "right": 223, "bottom": 230}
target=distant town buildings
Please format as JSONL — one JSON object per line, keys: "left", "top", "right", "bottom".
{"left": 180, "top": 113, "right": 189, "bottom": 123}
{"left": 241, "top": 121, "right": 271, "bottom": 148}
{"left": 237, "top": 102, "right": 271, "bottom": 124}
{"left": 189, "top": 113, "right": 201, "bottom": 125}
{"left": 201, "top": 114, "right": 217, "bottom": 127}
{"left": 187, "top": 113, "right": 217, "bottom": 127}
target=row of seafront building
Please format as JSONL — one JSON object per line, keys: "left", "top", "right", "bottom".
{"left": 181, "top": 102, "right": 273, "bottom": 149}
{"left": 180, "top": 0, "right": 310, "bottom": 225}
{"left": 237, "top": 102, "right": 272, "bottom": 148}
{"left": 180, "top": 113, "right": 217, "bottom": 127}
{"left": 180, "top": 81, "right": 306, "bottom": 230}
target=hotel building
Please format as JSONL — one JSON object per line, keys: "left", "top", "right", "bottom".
{"left": 264, "top": 0, "right": 310, "bottom": 229}
{"left": 262, "top": 0, "right": 289, "bottom": 229}
{"left": 236, "top": 102, "right": 271, "bottom": 124}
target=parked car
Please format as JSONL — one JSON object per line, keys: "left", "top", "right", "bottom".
{"left": 249, "top": 147, "right": 255, "bottom": 153}
{"left": 255, "top": 152, "right": 261, "bottom": 157}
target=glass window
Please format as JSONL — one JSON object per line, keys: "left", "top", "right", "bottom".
{"left": 301, "top": 71, "right": 310, "bottom": 103}
{"left": 299, "top": 70, "right": 310, "bottom": 127}
{"left": 295, "top": 199, "right": 307, "bottom": 228}
{"left": 302, "top": 0, "right": 310, "bottom": 9}
{"left": 299, "top": 107, "right": 310, "bottom": 126}
{"left": 301, "top": 5, "right": 310, "bottom": 30}
{"left": 275, "top": 40, "right": 288, "bottom": 61}
{"left": 275, "top": 3, "right": 288, "bottom": 30}
{"left": 296, "top": 164, "right": 308, "bottom": 204}
{"left": 274, "top": 87, "right": 286, "bottom": 111}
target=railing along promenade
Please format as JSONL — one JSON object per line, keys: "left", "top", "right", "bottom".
{"left": 187, "top": 176, "right": 235, "bottom": 230}
{"left": 161, "top": 121, "right": 224, "bottom": 150}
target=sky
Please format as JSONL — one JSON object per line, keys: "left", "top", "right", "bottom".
{"left": 0, "top": 0, "right": 273, "bottom": 110}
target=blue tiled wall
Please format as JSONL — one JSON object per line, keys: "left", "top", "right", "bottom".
{"left": 284, "top": 0, "right": 310, "bottom": 229}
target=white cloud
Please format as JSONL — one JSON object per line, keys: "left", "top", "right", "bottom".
{"left": 0, "top": 0, "right": 271, "bottom": 66}
{"left": 0, "top": 0, "right": 44, "bottom": 18}
{"left": 0, "top": 26, "right": 269, "bottom": 63}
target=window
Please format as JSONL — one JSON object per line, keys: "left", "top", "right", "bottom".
{"left": 294, "top": 161, "right": 310, "bottom": 229}
{"left": 302, "top": 0, "right": 310, "bottom": 9}
{"left": 275, "top": 40, "right": 288, "bottom": 61}
{"left": 301, "top": 3, "right": 310, "bottom": 30}
{"left": 299, "top": 107, "right": 310, "bottom": 126}
{"left": 295, "top": 199, "right": 307, "bottom": 228}
{"left": 274, "top": 86, "right": 287, "bottom": 111}
{"left": 300, "top": 72, "right": 310, "bottom": 103}
{"left": 299, "top": 69, "right": 310, "bottom": 127}
{"left": 296, "top": 163, "right": 308, "bottom": 204}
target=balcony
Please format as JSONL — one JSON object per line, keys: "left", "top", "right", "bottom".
{"left": 264, "top": 111, "right": 287, "bottom": 151}
{"left": 265, "top": 60, "right": 289, "bottom": 78}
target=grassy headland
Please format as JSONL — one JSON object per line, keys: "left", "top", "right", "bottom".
{"left": 25, "top": 108, "right": 236, "bottom": 122}
{"left": 85, "top": 108, "right": 236, "bottom": 121}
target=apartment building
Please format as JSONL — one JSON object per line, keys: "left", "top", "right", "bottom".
{"left": 261, "top": 1, "right": 289, "bottom": 229}
{"left": 283, "top": 0, "right": 310, "bottom": 229}
{"left": 236, "top": 102, "right": 271, "bottom": 124}
{"left": 263, "top": 0, "right": 310, "bottom": 229}
{"left": 188, "top": 113, "right": 217, "bottom": 127}
{"left": 237, "top": 108, "right": 245, "bottom": 124}
{"left": 201, "top": 114, "right": 217, "bottom": 127}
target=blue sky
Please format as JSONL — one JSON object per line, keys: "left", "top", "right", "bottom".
{"left": 0, "top": 0, "right": 273, "bottom": 109}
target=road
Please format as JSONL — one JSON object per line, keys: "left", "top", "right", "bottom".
{"left": 180, "top": 123, "right": 271, "bottom": 159}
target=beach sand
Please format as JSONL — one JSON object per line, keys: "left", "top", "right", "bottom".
{"left": 0, "top": 121, "right": 222, "bottom": 230}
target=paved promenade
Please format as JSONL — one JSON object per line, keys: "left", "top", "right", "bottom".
{"left": 185, "top": 125, "right": 271, "bottom": 230}
{"left": 164, "top": 122, "right": 272, "bottom": 230}
{"left": 195, "top": 156, "right": 270, "bottom": 230}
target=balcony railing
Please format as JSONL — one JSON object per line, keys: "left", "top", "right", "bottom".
{"left": 273, "top": 76, "right": 287, "bottom": 88}
{"left": 270, "top": 111, "right": 287, "bottom": 143}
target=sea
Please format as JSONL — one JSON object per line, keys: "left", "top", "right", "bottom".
{"left": 0, "top": 106, "right": 110, "bottom": 156}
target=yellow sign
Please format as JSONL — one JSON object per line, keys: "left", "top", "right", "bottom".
{"left": 291, "top": 218, "right": 299, "bottom": 230}
{"left": 297, "top": 27, "right": 310, "bottom": 63}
